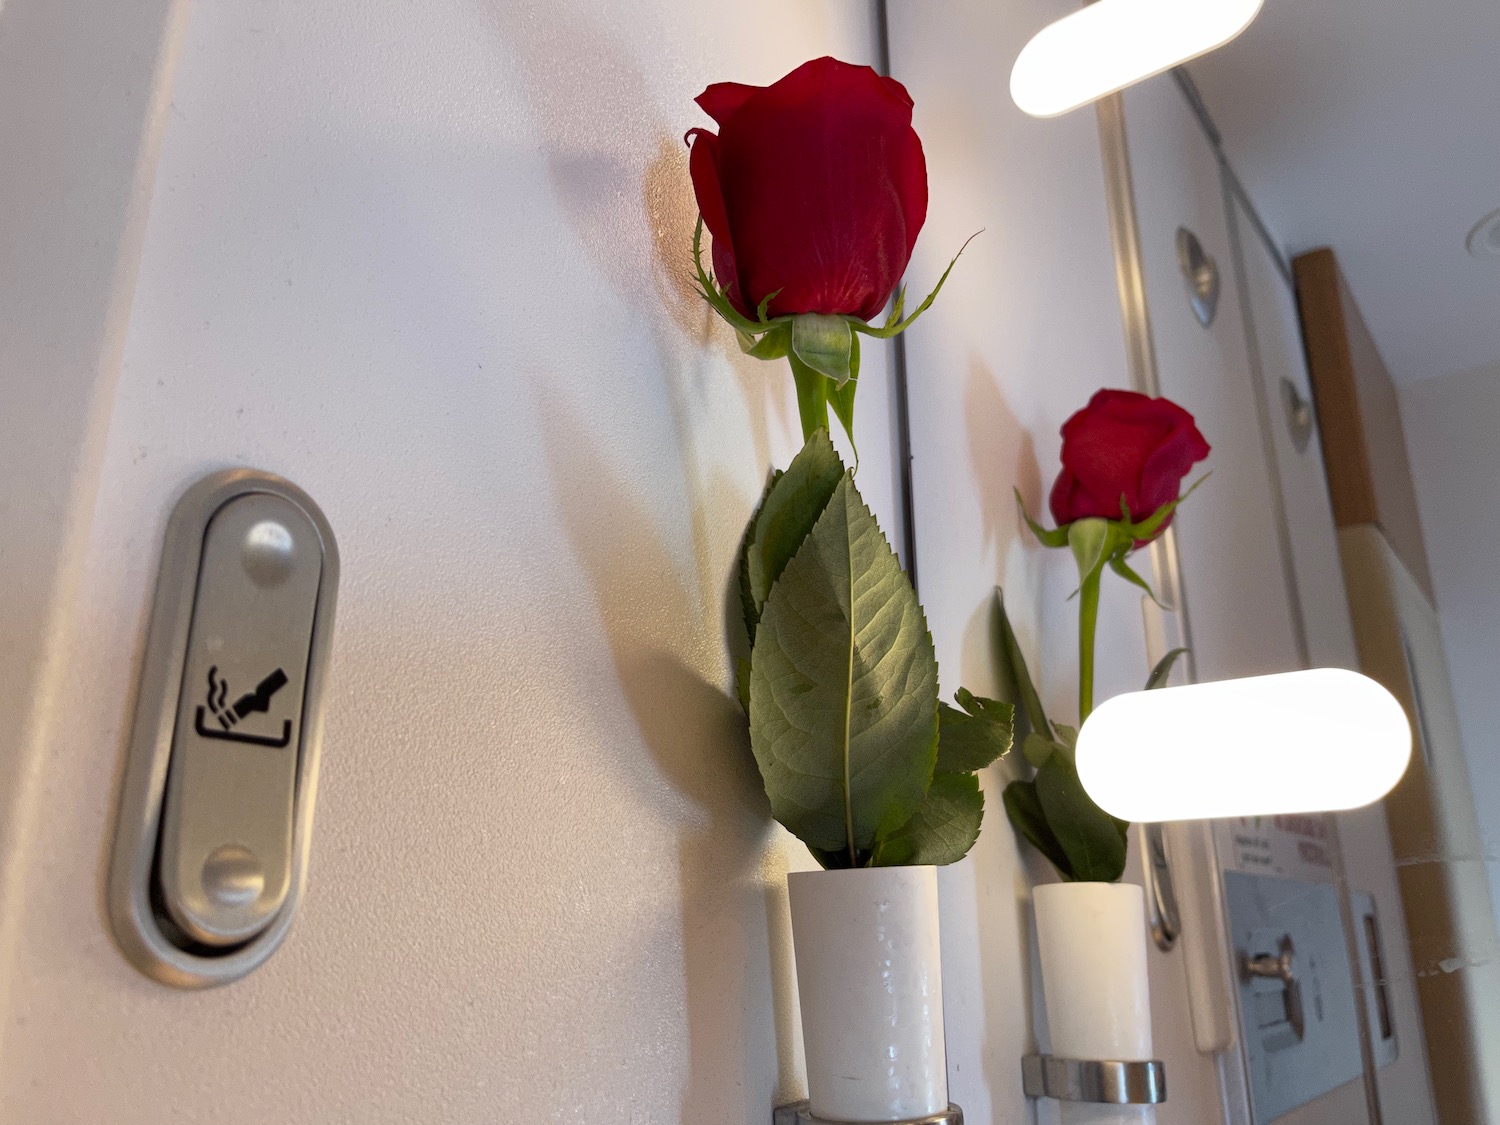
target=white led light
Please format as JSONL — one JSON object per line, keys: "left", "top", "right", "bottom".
{"left": 1075, "top": 669, "right": 1412, "bottom": 822}
{"left": 1010, "top": 0, "right": 1265, "bottom": 119}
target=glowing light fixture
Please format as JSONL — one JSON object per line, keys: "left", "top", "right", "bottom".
{"left": 1075, "top": 669, "right": 1411, "bottom": 822}
{"left": 1010, "top": 0, "right": 1265, "bottom": 119}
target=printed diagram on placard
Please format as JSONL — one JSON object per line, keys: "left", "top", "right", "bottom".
{"left": 195, "top": 665, "right": 293, "bottom": 748}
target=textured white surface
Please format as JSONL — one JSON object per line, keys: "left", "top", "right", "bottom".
{"left": 1187, "top": 0, "right": 1500, "bottom": 385}
{"left": 0, "top": 1, "right": 897, "bottom": 1121}
{"left": 1402, "top": 363, "right": 1500, "bottom": 930}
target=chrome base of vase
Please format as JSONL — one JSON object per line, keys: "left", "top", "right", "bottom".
{"left": 1021, "top": 1055, "right": 1167, "bottom": 1105}
{"left": 773, "top": 1101, "right": 963, "bottom": 1125}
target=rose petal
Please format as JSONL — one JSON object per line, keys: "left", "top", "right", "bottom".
{"left": 696, "top": 81, "right": 763, "bottom": 126}
{"left": 686, "top": 127, "right": 746, "bottom": 312}
{"left": 713, "top": 56, "right": 927, "bottom": 319}
{"left": 1051, "top": 389, "right": 1210, "bottom": 527}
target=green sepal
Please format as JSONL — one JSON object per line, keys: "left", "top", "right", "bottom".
{"left": 1002, "top": 780, "right": 1073, "bottom": 877}
{"left": 1108, "top": 550, "right": 1161, "bottom": 605}
{"left": 886, "top": 285, "right": 907, "bottom": 327}
{"left": 936, "top": 690, "right": 1014, "bottom": 773}
{"left": 788, "top": 355, "right": 831, "bottom": 444}
{"left": 737, "top": 321, "right": 791, "bottom": 361}
{"left": 875, "top": 771, "right": 985, "bottom": 867}
{"left": 828, "top": 335, "right": 859, "bottom": 461}
{"left": 691, "top": 218, "right": 792, "bottom": 340}
{"left": 1068, "top": 518, "right": 1118, "bottom": 587}
{"left": 852, "top": 231, "right": 979, "bottom": 339}
{"left": 792, "top": 314, "right": 856, "bottom": 386}
{"left": 1145, "top": 647, "right": 1189, "bottom": 691}
{"left": 1016, "top": 489, "right": 1070, "bottom": 549}
{"left": 1120, "top": 473, "right": 1210, "bottom": 544}
{"left": 1052, "top": 722, "right": 1077, "bottom": 749}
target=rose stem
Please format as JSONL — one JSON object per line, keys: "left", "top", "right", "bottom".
{"left": 1077, "top": 565, "right": 1101, "bottom": 724}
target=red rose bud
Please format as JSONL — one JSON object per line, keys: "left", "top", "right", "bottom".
{"left": 1048, "top": 389, "right": 1210, "bottom": 542}
{"left": 686, "top": 56, "right": 927, "bottom": 322}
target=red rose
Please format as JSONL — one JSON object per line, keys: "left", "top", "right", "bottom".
{"left": 685, "top": 56, "right": 927, "bottom": 321}
{"left": 1048, "top": 389, "right": 1210, "bottom": 538}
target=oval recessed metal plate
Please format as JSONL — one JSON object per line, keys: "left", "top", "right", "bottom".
{"left": 1280, "top": 377, "right": 1314, "bottom": 453}
{"left": 107, "top": 470, "right": 339, "bottom": 987}
{"left": 1176, "top": 226, "right": 1220, "bottom": 328}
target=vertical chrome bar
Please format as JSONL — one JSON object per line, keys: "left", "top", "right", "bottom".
{"left": 1096, "top": 89, "right": 1250, "bottom": 1125}
{"left": 1095, "top": 92, "right": 1197, "bottom": 669}
{"left": 873, "top": 0, "right": 921, "bottom": 591}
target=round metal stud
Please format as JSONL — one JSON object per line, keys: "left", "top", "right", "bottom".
{"left": 1176, "top": 226, "right": 1220, "bottom": 327}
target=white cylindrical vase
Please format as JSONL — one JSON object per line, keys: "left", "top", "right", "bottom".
{"left": 1033, "top": 881, "right": 1154, "bottom": 1124}
{"left": 788, "top": 866, "right": 948, "bottom": 1123}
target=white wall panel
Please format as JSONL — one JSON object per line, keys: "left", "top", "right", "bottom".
{"left": 0, "top": 2, "right": 899, "bottom": 1122}
{"left": 1402, "top": 362, "right": 1500, "bottom": 932}
{"left": 1230, "top": 190, "right": 1437, "bottom": 1125}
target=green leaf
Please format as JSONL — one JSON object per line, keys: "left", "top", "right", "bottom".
{"left": 791, "top": 313, "right": 856, "bottom": 385}
{"left": 853, "top": 230, "right": 980, "bottom": 339}
{"left": 1068, "top": 518, "right": 1117, "bottom": 586}
{"left": 735, "top": 657, "right": 752, "bottom": 712}
{"left": 876, "top": 771, "right": 985, "bottom": 867}
{"left": 828, "top": 334, "right": 859, "bottom": 460}
{"left": 1015, "top": 489, "right": 1070, "bottom": 549}
{"left": 1145, "top": 647, "right": 1189, "bottom": 691}
{"left": 1021, "top": 732, "right": 1056, "bottom": 769}
{"left": 806, "top": 843, "right": 856, "bottom": 870}
{"left": 742, "top": 432, "right": 843, "bottom": 638}
{"left": 1035, "top": 752, "right": 1126, "bottom": 883}
{"left": 1052, "top": 722, "right": 1077, "bottom": 750}
{"left": 737, "top": 469, "right": 781, "bottom": 642}
{"left": 749, "top": 473, "right": 939, "bottom": 861}
{"left": 1003, "top": 780, "right": 1073, "bottom": 877}
{"left": 995, "top": 588, "right": 1051, "bottom": 740}
{"left": 954, "top": 686, "right": 1014, "bottom": 723}
{"left": 936, "top": 693, "right": 1014, "bottom": 773}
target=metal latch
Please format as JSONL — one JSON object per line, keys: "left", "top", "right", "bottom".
{"left": 1241, "top": 933, "right": 1306, "bottom": 1045}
